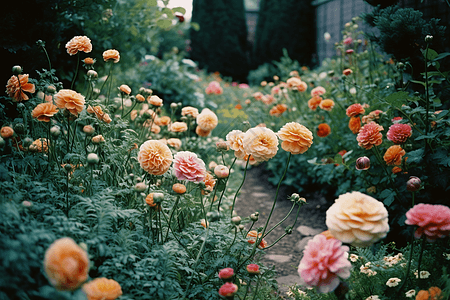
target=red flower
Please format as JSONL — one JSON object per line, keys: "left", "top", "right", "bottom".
{"left": 218, "top": 268, "right": 234, "bottom": 281}
{"left": 387, "top": 123, "right": 412, "bottom": 144}
{"left": 246, "top": 264, "right": 260, "bottom": 275}
{"left": 346, "top": 103, "right": 365, "bottom": 117}
{"left": 218, "top": 282, "right": 238, "bottom": 298}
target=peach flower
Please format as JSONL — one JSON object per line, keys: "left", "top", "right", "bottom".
{"left": 167, "top": 138, "right": 182, "bottom": 149}
{"left": 346, "top": 103, "right": 365, "bottom": 117}
{"left": 170, "top": 122, "right": 188, "bottom": 132}
{"left": 387, "top": 123, "right": 412, "bottom": 144}
{"left": 54, "top": 89, "right": 85, "bottom": 116}
{"left": 173, "top": 151, "right": 206, "bottom": 182}
{"left": 195, "top": 126, "right": 211, "bottom": 137}
{"left": 298, "top": 234, "right": 351, "bottom": 293}
{"left": 196, "top": 108, "right": 218, "bottom": 131}
{"left": 286, "top": 77, "right": 302, "bottom": 88}
{"left": 243, "top": 127, "right": 278, "bottom": 162}
{"left": 226, "top": 130, "right": 247, "bottom": 159}
{"left": 155, "top": 116, "right": 171, "bottom": 126}
{"left": 311, "top": 86, "right": 326, "bottom": 97}
{"left": 383, "top": 145, "right": 406, "bottom": 166}
{"left": 92, "top": 135, "right": 105, "bottom": 144}
{"left": 246, "top": 230, "right": 268, "bottom": 249}
{"left": 65, "top": 36, "right": 92, "bottom": 55}
{"left": 138, "top": 140, "right": 173, "bottom": 175}
{"left": 253, "top": 91, "right": 264, "bottom": 100}
{"left": 43, "top": 237, "right": 89, "bottom": 291}
{"left": 150, "top": 124, "right": 160, "bottom": 134}
{"left": 319, "top": 99, "right": 335, "bottom": 111}
{"left": 348, "top": 116, "right": 361, "bottom": 134}
{"left": 29, "top": 138, "right": 49, "bottom": 152}
{"left": 145, "top": 193, "right": 161, "bottom": 211}
{"left": 135, "top": 94, "right": 145, "bottom": 102}
{"left": 149, "top": 95, "right": 163, "bottom": 107}
{"left": 31, "top": 102, "right": 59, "bottom": 122}
{"left": 118, "top": 85, "right": 131, "bottom": 95}
{"left": 308, "top": 96, "right": 322, "bottom": 111}
{"left": 269, "top": 104, "right": 288, "bottom": 116}
{"left": 261, "top": 94, "right": 275, "bottom": 105}
{"left": 296, "top": 81, "right": 308, "bottom": 92}
{"left": 102, "top": 49, "right": 120, "bottom": 63}
{"left": 82, "top": 278, "right": 122, "bottom": 300}
{"left": 356, "top": 122, "right": 384, "bottom": 150}
{"left": 6, "top": 74, "right": 36, "bottom": 102}
{"left": 317, "top": 123, "right": 331, "bottom": 137}
{"left": 181, "top": 106, "right": 199, "bottom": 118}
{"left": 1, "top": 126, "right": 14, "bottom": 139}
{"left": 202, "top": 172, "right": 216, "bottom": 193}
{"left": 172, "top": 183, "right": 186, "bottom": 194}
{"left": 87, "top": 105, "right": 111, "bottom": 123}
{"left": 326, "top": 191, "right": 389, "bottom": 247}
{"left": 405, "top": 204, "right": 450, "bottom": 242}
{"left": 392, "top": 166, "right": 402, "bottom": 174}
{"left": 277, "top": 122, "right": 313, "bottom": 155}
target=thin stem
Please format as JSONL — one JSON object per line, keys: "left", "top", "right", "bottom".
{"left": 165, "top": 196, "right": 181, "bottom": 242}
{"left": 424, "top": 44, "right": 430, "bottom": 155}
{"left": 71, "top": 53, "right": 80, "bottom": 90}
{"left": 417, "top": 236, "right": 426, "bottom": 277}
{"left": 230, "top": 157, "right": 250, "bottom": 218}
{"left": 263, "top": 202, "right": 296, "bottom": 238}
{"left": 217, "top": 157, "right": 237, "bottom": 215}
{"left": 251, "top": 276, "right": 262, "bottom": 300}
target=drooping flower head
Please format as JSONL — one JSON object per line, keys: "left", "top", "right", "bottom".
{"left": 405, "top": 204, "right": 450, "bottom": 242}
{"left": 137, "top": 140, "right": 173, "bottom": 175}
{"left": 277, "top": 122, "right": 313, "bottom": 155}
{"left": 54, "top": 89, "right": 85, "bottom": 116}
{"left": 31, "top": 102, "right": 59, "bottom": 122}
{"left": 173, "top": 151, "right": 206, "bottom": 182}
{"left": 243, "top": 127, "right": 279, "bottom": 161}
{"left": 383, "top": 145, "right": 406, "bottom": 166}
{"left": 82, "top": 278, "right": 122, "bottom": 300}
{"left": 196, "top": 108, "right": 218, "bottom": 131}
{"left": 6, "top": 74, "right": 36, "bottom": 102}
{"left": 357, "top": 122, "right": 384, "bottom": 150}
{"left": 346, "top": 103, "right": 365, "bottom": 117}
{"left": 387, "top": 123, "right": 412, "bottom": 144}
{"left": 65, "top": 36, "right": 92, "bottom": 55}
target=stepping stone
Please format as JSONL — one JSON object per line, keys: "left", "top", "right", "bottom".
{"left": 250, "top": 192, "right": 271, "bottom": 198}
{"left": 296, "top": 225, "right": 322, "bottom": 237}
{"left": 265, "top": 254, "right": 292, "bottom": 263}
{"left": 296, "top": 236, "right": 313, "bottom": 251}
{"left": 276, "top": 274, "right": 307, "bottom": 294}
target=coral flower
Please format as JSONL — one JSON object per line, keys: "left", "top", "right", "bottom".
{"left": 92, "top": 135, "right": 105, "bottom": 144}
{"left": 405, "top": 204, "right": 450, "bottom": 242}
{"left": 286, "top": 77, "right": 303, "bottom": 88}
{"left": 31, "top": 102, "right": 59, "bottom": 122}
{"left": 205, "top": 81, "right": 223, "bottom": 95}
{"left": 346, "top": 103, "right": 365, "bottom": 117}
{"left": 218, "top": 282, "right": 238, "bottom": 297}
{"left": 319, "top": 99, "right": 335, "bottom": 111}
{"left": 82, "top": 278, "right": 122, "bottom": 300}
{"left": 83, "top": 57, "right": 95, "bottom": 65}
{"left": 173, "top": 151, "right": 206, "bottom": 182}
{"left": 145, "top": 193, "right": 161, "bottom": 211}
{"left": 357, "top": 122, "right": 384, "bottom": 150}
{"left": 311, "top": 86, "right": 326, "bottom": 97}
{"left": 87, "top": 105, "right": 111, "bottom": 123}
{"left": 296, "top": 81, "right": 308, "bottom": 92}
{"left": 298, "top": 234, "right": 351, "bottom": 293}
{"left": 195, "top": 126, "right": 211, "bottom": 137}
{"left": 138, "top": 140, "right": 173, "bottom": 175}
{"left": 218, "top": 268, "right": 234, "bottom": 281}
{"left": 102, "top": 49, "right": 120, "bottom": 63}
{"left": 415, "top": 287, "right": 442, "bottom": 300}
{"left": 343, "top": 68, "right": 353, "bottom": 76}
{"left": 277, "top": 122, "right": 313, "bottom": 155}
{"left": 135, "top": 94, "right": 145, "bottom": 102}
{"left": 44, "top": 237, "right": 89, "bottom": 291}
{"left": 167, "top": 138, "right": 182, "bottom": 149}
{"left": 202, "top": 172, "right": 216, "bottom": 193}
{"left": 155, "top": 116, "right": 171, "bottom": 126}
{"left": 246, "top": 230, "right": 268, "bottom": 249}
{"left": 181, "top": 106, "right": 199, "bottom": 118}
{"left": 118, "top": 84, "right": 131, "bottom": 95}
{"left": 196, "top": 108, "right": 218, "bottom": 131}
{"left": 308, "top": 96, "right": 322, "bottom": 111}
{"left": 1, "top": 126, "right": 14, "bottom": 139}
{"left": 6, "top": 74, "right": 36, "bottom": 102}
{"left": 348, "top": 116, "right": 361, "bottom": 134}
{"left": 226, "top": 130, "right": 247, "bottom": 159}
{"left": 317, "top": 123, "right": 331, "bottom": 137}
{"left": 170, "top": 122, "right": 188, "bottom": 132}
{"left": 243, "top": 127, "right": 279, "bottom": 161}
{"left": 326, "top": 191, "right": 389, "bottom": 247}
{"left": 269, "top": 104, "right": 288, "bottom": 116}
{"left": 383, "top": 145, "right": 406, "bottom": 166}
{"left": 65, "top": 36, "right": 92, "bottom": 55}
{"left": 246, "top": 264, "right": 260, "bottom": 275}
{"left": 149, "top": 95, "right": 163, "bottom": 106}
{"left": 54, "top": 89, "right": 85, "bottom": 116}
{"left": 253, "top": 91, "right": 264, "bottom": 100}
{"left": 387, "top": 123, "right": 412, "bottom": 144}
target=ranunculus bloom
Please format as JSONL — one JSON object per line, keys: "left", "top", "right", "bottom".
{"left": 149, "top": 95, "right": 163, "bottom": 106}
{"left": 387, "top": 123, "right": 412, "bottom": 144}
{"left": 214, "top": 165, "right": 229, "bottom": 178}
{"left": 243, "top": 127, "right": 278, "bottom": 161}
{"left": 29, "top": 138, "right": 49, "bottom": 153}
{"left": 54, "top": 89, "right": 85, "bottom": 116}
{"left": 405, "top": 204, "right": 450, "bottom": 242}
{"left": 167, "top": 138, "right": 182, "bottom": 149}
{"left": 92, "top": 135, "right": 105, "bottom": 144}
{"left": 195, "top": 126, "right": 211, "bottom": 137}
{"left": 202, "top": 172, "right": 216, "bottom": 193}
{"left": 135, "top": 94, "right": 145, "bottom": 102}
{"left": 173, "top": 151, "right": 206, "bottom": 182}
{"left": 102, "top": 49, "right": 120, "bottom": 63}
{"left": 319, "top": 99, "right": 334, "bottom": 111}
{"left": 83, "top": 57, "right": 95, "bottom": 65}
{"left": 253, "top": 91, "right": 264, "bottom": 100}
{"left": 145, "top": 193, "right": 161, "bottom": 211}
{"left": 311, "top": 86, "right": 326, "bottom": 97}
{"left": 346, "top": 103, "right": 365, "bottom": 117}
{"left": 138, "top": 140, "right": 173, "bottom": 175}
{"left": 82, "top": 278, "right": 122, "bottom": 300}
{"left": 298, "top": 234, "right": 351, "bottom": 293}
{"left": 6, "top": 74, "right": 36, "bottom": 102}
{"left": 357, "top": 122, "right": 384, "bottom": 150}
{"left": 296, "top": 81, "right": 308, "bottom": 92}
{"left": 343, "top": 37, "right": 353, "bottom": 45}
{"left": 286, "top": 77, "right": 303, "bottom": 88}
{"left": 246, "top": 230, "right": 268, "bottom": 249}
{"left": 155, "top": 116, "right": 171, "bottom": 126}
{"left": 348, "top": 116, "right": 361, "bottom": 134}
{"left": 326, "top": 191, "right": 389, "bottom": 247}
{"left": 196, "top": 108, "right": 218, "bottom": 131}
{"left": 65, "top": 36, "right": 92, "bottom": 55}
{"left": 218, "top": 268, "right": 234, "bottom": 280}
{"left": 218, "top": 282, "right": 238, "bottom": 297}
{"left": 118, "top": 84, "right": 131, "bottom": 95}
{"left": 205, "top": 81, "right": 223, "bottom": 95}
{"left": 415, "top": 287, "right": 442, "bottom": 300}
{"left": 172, "top": 183, "right": 186, "bottom": 194}
{"left": 44, "top": 237, "right": 89, "bottom": 291}
{"left": 181, "top": 106, "right": 199, "bottom": 118}
{"left": 317, "top": 123, "right": 331, "bottom": 137}
{"left": 170, "top": 122, "right": 188, "bottom": 132}
{"left": 150, "top": 124, "right": 160, "bottom": 134}
{"left": 31, "top": 102, "right": 59, "bottom": 122}
{"left": 226, "top": 130, "right": 247, "bottom": 159}
{"left": 269, "top": 104, "right": 288, "bottom": 116}
{"left": 383, "top": 145, "right": 406, "bottom": 166}
{"left": 277, "top": 122, "right": 313, "bottom": 155}
{"left": 1, "top": 126, "right": 14, "bottom": 138}
{"left": 87, "top": 105, "right": 111, "bottom": 123}
{"left": 308, "top": 96, "right": 322, "bottom": 111}
{"left": 246, "top": 264, "right": 260, "bottom": 275}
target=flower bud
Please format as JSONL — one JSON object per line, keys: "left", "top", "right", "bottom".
{"left": 425, "top": 35, "right": 433, "bottom": 43}
{"left": 170, "top": 102, "right": 178, "bottom": 109}
{"left": 356, "top": 156, "right": 370, "bottom": 170}
{"left": 87, "top": 70, "right": 98, "bottom": 79}
{"left": 285, "top": 226, "right": 293, "bottom": 234}
{"left": 83, "top": 125, "right": 95, "bottom": 135}
{"left": 250, "top": 213, "right": 259, "bottom": 222}
{"left": 50, "top": 125, "right": 61, "bottom": 137}
{"left": 397, "top": 62, "right": 405, "bottom": 70}
{"left": 46, "top": 85, "right": 57, "bottom": 94}
{"left": 231, "top": 216, "right": 241, "bottom": 225}
{"left": 64, "top": 164, "right": 73, "bottom": 172}
{"left": 87, "top": 153, "right": 100, "bottom": 164}
{"left": 215, "top": 141, "right": 229, "bottom": 152}
{"left": 152, "top": 192, "right": 164, "bottom": 204}
{"left": 22, "top": 200, "right": 33, "bottom": 207}
{"left": 238, "top": 224, "right": 245, "bottom": 231}
{"left": 13, "top": 123, "right": 25, "bottom": 135}
{"left": 214, "top": 165, "right": 230, "bottom": 178}
{"left": 12, "top": 65, "right": 23, "bottom": 75}
{"left": 22, "top": 137, "right": 33, "bottom": 147}
{"left": 134, "top": 182, "right": 147, "bottom": 192}
{"left": 406, "top": 176, "right": 421, "bottom": 192}
{"left": 208, "top": 161, "right": 218, "bottom": 170}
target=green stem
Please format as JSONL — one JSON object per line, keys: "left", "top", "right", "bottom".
{"left": 165, "top": 196, "right": 181, "bottom": 242}
{"left": 424, "top": 44, "right": 430, "bottom": 155}
{"left": 263, "top": 202, "right": 296, "bottom": 238}
{"left": 417, "top": 236, "right": 426, "bottom": 277}
{"left": 71, "top": 53, "right": 80, "bottom": 90}
{"left": 160, "top": 209, "right": 194, "bottom": 259}
{"left": 217, "top": 157, "right": 237, "bottom": 215}
{"left": 230, "top": 157, "right": 250, "bottom": 218}
{"left": 251, "top": 276, "right": 262, "bottom": 300}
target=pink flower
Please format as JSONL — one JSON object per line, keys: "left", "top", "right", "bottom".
{"left": 405, "top": 204, "right": 450, "bottom": 242}
{"left": 311, "top": 86, "right": 326, "bottom": 97}
{"left": 356, "top": 122, "right": 384, "bottom": 150}
{"left": 239, "top": 83, "right": 250, "bottom": 89}
{"left": 173, "top": 151, "right": 206, "bottom": 182}
{"left": 343, "top": 37, "right": 353, "bottom": 45}
{"left": 218, "top": 268, "right": 234, "bottom": 281}
{"left": 391, "top": 117, "right": 403, "bottom": 123}
{"left": 205, "top": 81, "right": 223, "bottom": 95}
{"left": 298, "top": 234, "right": 351, "bottom": 293}
{"left": 387, "top": 123, "right": 412, "bottom": 144}
{"left": 218, "top": 282, "right": 238, "bottom": 298}
{"left": 246, "top": 264, "right": 260, "bottom": 275}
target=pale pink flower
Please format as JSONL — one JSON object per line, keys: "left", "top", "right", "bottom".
{"left": 173, "top": 151, "right": 206, "bottom": 182}
{"left": 343, "top": 37, "right": 353, "bottom": 45}
{"left": 311, "top": 86, "right": 326, "bottom": 97}
{"left": 387, "top": 123, "right": 412, "bottom": 144}
{"left": 405, "top": 204, "right": 450, "bottom": 242}
{"left": 298, "top": 234, "right": 352, "bottom": 293}
{"left": 205, "top": 81, "right": 223, "bottom": 95}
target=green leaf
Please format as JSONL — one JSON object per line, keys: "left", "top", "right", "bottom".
{"left": 385, "top": 91, "right": 409, "bottom": 108}
{"left": 157, "top": 19, "right": 173, "bottom": 29}
{"left": 172, "top": 7, "right": 186, "bottom": 15}
{"left": 148, "top": 0, "right": 157, "bottom": 5}
{"left": 422, "top": 48, "right": 438, "bottom": 60}
{"left": 162, "top": 7, "right": 174, "bottom": 17}
{"left": 380, "top": 189, "right": 395, "bottom": 207}
{"left": 190, "top": 22, "right": 200, "bottom": 31}
{"left": 333, "top": 154, "right": 343, "bottom": 165}
{"left": 433, "top": 52, "right": 450, "bottom": 61}
{"left": 415, "top": 133, "right": 438, "bottom": 141}
{"left": 406, "top": 148, "right": 424, "bottom": 164}
{"left": 409, "top": 80, "right": 426, "bottom": 87}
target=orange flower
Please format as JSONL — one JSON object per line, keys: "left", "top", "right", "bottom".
{"left": 170, "top": 122, "right": 188, "bottom": 132}
{"left": 29, "top": 138, "right": 49, "bottom": 152}
{"left": 87, "top": 105, "right": 111, "bottom": 123}
{"left": 357, "top": 122, "right": 383, "bottom": 149}
{"left": 317, "top": 123, "right": 331, "bottom": 137}
{"left": 151, "top": 124, "right": 161, "bottom": 134}
{"left": 31, "top": 102, "right": 59, "bottom": 122}
{"left": 320, "top": 230, "right": 336, "bottom": 240}
{"left": 135, "top": 94, "right": 145, "bottom": 102}
{"left": 102, "top": 49, "right": 120, "bottom": 63}
{"left": 138, "top": 140, "right": 173, "bottom": 175}
{"left": 195, "top": 126, "right": 211, "bottom": 137}
{"left": 319, "top": 99, "right": 335, "bottom": 111}
{"left": 1, "top": 126, "right": 14, "bottom": 139}
{"left": 235, "top": 104, "right": 242, "bottom": 110}
{"left": 145, "top": 193, "right": 161, "bottom": 211}
{"left": 416, "top": 287, "right": 442, "bottom": 300}
{"left": 149, "top": 95, "right": 163, "bottom": 106}
{"left": 65, "top": 36, "right": 92, "bottom": 55}
{"left": 181, "top": 106, "right": 199, "bottom": 118}
{"left": 54, "top": 89, "right": 85, "bottom": 116}
{"left": 383, "top": 145, "right": 406, "bottom": 166}
{"left": 83, "top": 57, "right": 95, "bottom": 65}
{"left": 92, "top": 135, "right": 105, "bottom": 144}
{"left": 167, "top": 138, "right": 182, "bottom": 149}
{"left": 82, "top": 278, "right": 122, "bottom": 300}
{"left": 6, "top": 74, "right": 36, "bottom": 102}
{"left": 202, "top": 172, "right": 216, "bottom": 194}
{"left": 172, "top": 183, "right": 186, "bottom": 194}
{"left": 154, "top": 116, "right": 171, "bottom": 126}
{"left": 243, "top": 127, "right": 279, "bottom": 161}
{"left": 346, "top": 103, "right": 365, "bottom": 117}
{"left": 348, "top": 116, "right": 361, "bottom": 134}
{"left": 277, "top": 122, "right": 313, "bottom": 155}
{"left": 246, "top": 230, "right": 268, "bottom": 249}
{"left": 269, "top": 104, "right": 288, "bottom": 116}
{"left": 197, "top": 108, "right": 218, "bottom": 131}
{"left": 308, "top": 96, "right": 322, "bottom": 111}
{"left": 43, "top": 237, "right": 89, "bottom": 291}
{"left": 392, "top": 166, "right": 402, "bottom": 174}
{"left": 118, "top": 84, "right": 131, "bottom": 95}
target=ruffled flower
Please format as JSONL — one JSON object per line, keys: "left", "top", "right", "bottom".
{"left": 246, "top": 230, "right": 267, "bottom": 249}
{"left": 269, "top": 104, "right": 288, "bottom": 116}
{"left": 205, "top": 81, "right": 223, "bottom": 95}
{"left": 102, "top": 49, "right": 120, "bottom": 63}
{"left": 387, "top": 123, "right": 412, "bottom": 144}
{"left": 65, "top": 36, "right": 92, "bottom": 55}
{"left": 383, "top": 145, "right": 406, "bottom": 166}
{"left": 405, "top": 204, "right": 450, "bottom": 242}
{"left": 167, "top": 138, "right": 182, "bottom": 149}
{"left": 82, "top": 278, "right": 122, "bottom": 300}
{"left": 319, "top": 99, "right": 335, "bottom": 111}
{"left": 31, "top": 102, "right": 59, "bottom": 122}
{"left": 138, "top": 140, "right": 173, "bottom": 175}
{"left": 357, "top": 122, "right": 383, "bottom": 150}
{"left": 308, "top": 96, "right": 322, "bottom": 111}
{"left": 346, "top": 103, "right": 365, "bottom": 117}
{"left": 243, "top": 127, "right": 279, "bottom": 161}
{"left": 87, "top": 105, "right": 112, "bottom": 123}
{"left": 6, "top": 74, "right": 35, "bottom": 102}
{"left": 170, "top": 122, "right": 188, "bottom": 132}
{"left": 317, "top": 123, "right": 331, "bottom": 137}
{"left": 149, "top": 95, "right": 163, "bottom": 106}
{"left": 173, "top": 151, "right": 206, "bottom": 182}
{"left": 29, "top": 138, "right": 49, "bottom": 153}
{"left": 226, "top": 130, "right": 247, "bottom": 159}
{"left": 196, "top": 108, "right": 218, "bottom": 131}
{"left": 181, "top": 106, "right": 199, "bottom": 118}
{"left": 195, "top": 126, "right": 211, "bottom": 137}
{"left": 348, "top": 116, "right": 361, "bottom": 134}
{"left": 311, "top": 86, "right": 326, "bottom": 97}
{"left": 277, "top": 122, "right": 313, "bottom": 155}
{"left": 54, "top": 89, "right": 85, "bottom": 116}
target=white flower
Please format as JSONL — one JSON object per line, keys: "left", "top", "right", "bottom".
{"left": 349, "top": 87, "right": 357, "bottom": 94}
{"left": 444, "top": 253, "right": 450, "bottom": 260}
{"left": 414, "top": 270, "right": 431, "bottom": 279}
{"left": 386, "top": 277, "right": 401, "bottom": 287}
{"left": 349, "top": 254, "right": 359, "bottom": 262}
{"left": 324, "top": 32, "right": 331, "bottom": 41}
{"left": 365, "top": 296, "right": 380, "bottom": 300}
{"left": 405, "top": 289, "right": 416, "bottom": 298}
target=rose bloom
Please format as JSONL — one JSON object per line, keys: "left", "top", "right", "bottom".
{"left": 387, "top": 123, "right": 412, "bottom": 144}
{"left": 205, "top": 81, "right": 223, "bottom": 95}
{"left": 357, "top": 122, "right": 384, "bottom": 150}
{"left": 269, "top": 104, "right": 288, "bottom": 116}
{"left": 167, "top": 138, "right": 182, "bottom": 149}
{"left": 298, "top": 234, "right": 351, "bottom": 293}
{"left": 319, "top": 99, "right": 335, "bottom": 111}
{"left": 31, "top": 102, "right": 59, "bottom": 122}
{"left": 82, "top": 278, "right": 122, "bottom": 300}
{"left": 196, "top": 108, "right": 218, "bottom": 131}
{"left": 87, "top": 105, "right": 111, "bottom": 123}
{"left": 346, "top": 103, "right": 365, "bottom": 117}
{"left": 54, "top": 89, "right": 85, "bottom": 116}
{"left": 149, "top": 95, "right": 163, "bottom": 107}
{"left": 405, "top": 203, "right": 450, "bottom": 242}
{"left": 343, "top": 68, "right": 353, "bottom": 76}
{"left": 308, "top": 96, "right": 322, "bottom": 111}
{"left": 311, "top": 86, "right": 326, "bottom": 97}
{"left": 226, "top": 130, "right": 246, "bottom": 159}
{"left": 277, "top": 122, "right": 313, "bottom": 155}
{"left": 195, "top": 126, "right": 211, "bottom": 137}
{"left": 43, "top": 237, "right": 89, "bottom": 291}
{"left": 138, "top": 140, "right": 173, "bottom": 176}
{"left": 416, "top": 287, "right": 442, "bottom": 300}
{"left": 348, "top": 116, "right": 361, "bottom": 134}
{"left": 181, "top": 106, "right": 199, "bottom": 118}
{"left": 173, "top": 151, "right": 206, "bottom": 182}
{"left": 118, "top": 84, "right": 131, "bottom": 95}
{"left": 1, "top": 126, "right": 14, "bottom": 139}
{"left": 247, "top": 230, "right": 268, "bottom": 249}
{"left": 326, "top": 191, "right": 389, "bottom": 247}
{"left": 243, "top": 127, "right": 278, "bottom": 162}
{"left": 218, "top": 282, "right": 238, "bottom": 297}
{"left": 103, "top": 49, "right": 120, "bottom": 63}
{"left": 29, "top": 138, "right": 49, "bottom": 153}
{"left": 65, "top": 36, "right": 92, "bottom": 55}
{"left": 383, "top": 145, "right": 406, "bottom": 166}
{"left": 6, "top": 74, "right": 36, "bottom": 102}
{"left": 317, "top": 123, "right": 331, "bottom": 137}
{"left": 170, "top": 121, "right": 188, "bottom": 132}
{"left": 155, "top": 116, "right": 171, "bottom": 126}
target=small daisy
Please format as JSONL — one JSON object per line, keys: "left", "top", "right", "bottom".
{"left": 405, "top": 289, "right": 416, "bottom": 298}
{"left": 349, "top": 254, "right": 359, "bottom": 262}
{"left": 443, "top": 253, "right": 450, "bottom": 260}
{"left": 386, "top": 277, "right": 401, "bottom": 287}
{"left": 415, "top": 270, "right": 431, "bottom": 279}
